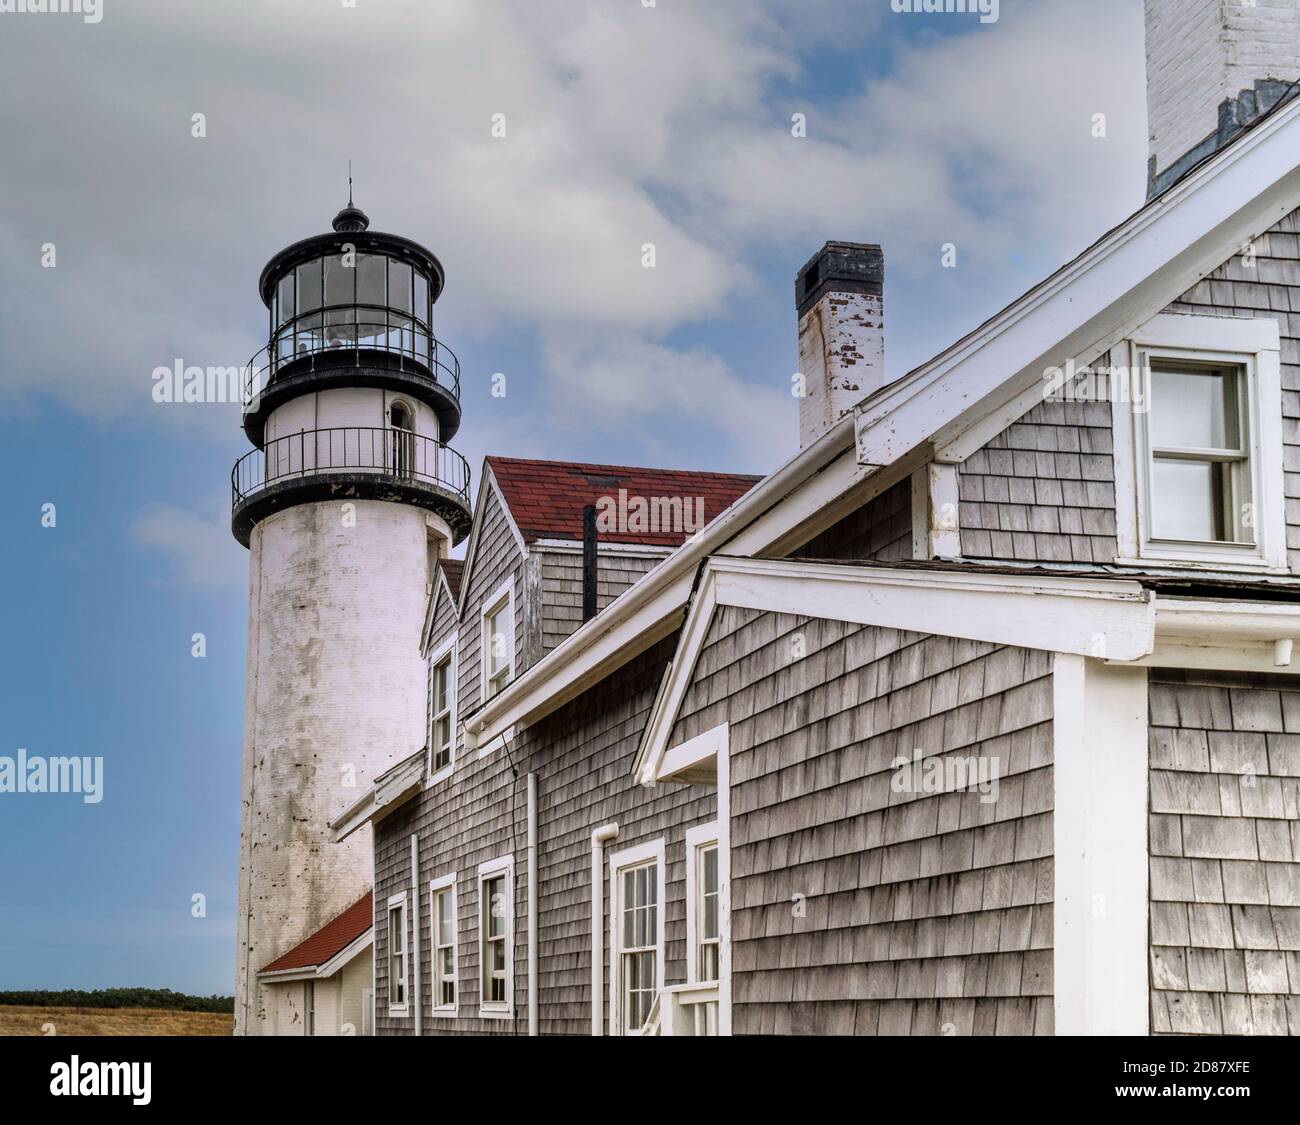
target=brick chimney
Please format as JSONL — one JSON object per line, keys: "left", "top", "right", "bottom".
{"left": 795, "top": 242, "right": 885, "bottom": 449}
{"left": 1146, "top": 0, "right": 1300, "bottom": 190}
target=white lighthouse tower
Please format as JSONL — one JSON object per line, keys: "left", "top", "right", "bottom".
{"left": 231, "top": 200, "right": 472, "bottom": 1034}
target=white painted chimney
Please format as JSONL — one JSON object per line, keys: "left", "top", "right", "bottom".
{"left": 795, "top": 241, "right": 885, "bottom": 449}
{"left": 1146, "top": 0, "right": 1300, "bottom": 184}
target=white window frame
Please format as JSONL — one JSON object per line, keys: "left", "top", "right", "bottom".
{"left": 429, "top": 873, "right": 458, "bottom": 1017}
{"left": 685, "top": 822, "right": 727, "bottom": 989}
{"left": 386, "top": 891, "right": 409, "bottom": 1016}
{"left": 427, "top": 632, "right": 457, "bottom": 785}
{"left": 477, "top": 854, "right": 514, "bottom": 1018}
{"left": 480, "top": 577, "right": 517, "bottom": 704}
{"left": 608, "top": 838, "right": 665, "bottom": 1037}
{"left": 1113, "top": 313, "right": 1285, "bottom": 572}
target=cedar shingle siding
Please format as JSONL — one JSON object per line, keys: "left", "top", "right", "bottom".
{"left": 1148, "top": 670, "right": 1300, "bottom": 1036}
{"left": 668, "top": 605, "right": 1055, "bottom": 1035}
{"left": 795, "top": 478, "right": 913, "bottom": 562}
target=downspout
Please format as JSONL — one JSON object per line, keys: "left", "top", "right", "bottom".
{"left": 527, "top": 772, "right": 538, "bottom": 1036}
{"left": 590, "top": 822, "right": 620, "bottom": 1036}
{"left": 410, "top": 834, "right": 422, "bottom": 1037}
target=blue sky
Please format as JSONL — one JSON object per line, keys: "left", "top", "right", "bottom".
{"left": 0, "top": 0, "right": 1146, "bottom": 993}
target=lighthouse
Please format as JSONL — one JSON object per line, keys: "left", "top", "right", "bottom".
{"left": 231, "top": 200, "right": 472, "bottom": 1034}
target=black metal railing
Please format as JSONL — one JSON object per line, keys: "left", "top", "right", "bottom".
{"left": 242, "top": 306, "right": 461, "bottom": 408}
{"left": 231, "top": 426, "right": 471, "bottom": 512}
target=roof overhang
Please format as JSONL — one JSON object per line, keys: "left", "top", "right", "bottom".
{"left": 329, "top": 749, "right": 425, "bottom": 843}
{"left": 257, "top": 928, "right": 374, "bottom": 983}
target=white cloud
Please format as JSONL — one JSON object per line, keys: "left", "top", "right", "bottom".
{"left": 132, "top": 501, "right": 244, "bottom": 590}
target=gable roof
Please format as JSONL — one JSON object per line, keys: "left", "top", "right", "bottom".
{"left": 259, "top": 892, "right": 373, "bottom": 975}
{"left": 439, "top": 558, "right": 463, "bottom": 600}
{"left": 453, "top": 94, "right": 1300, "bottom": 757}
{"left": 485, "top": 456, "right": 762, "bottom": 547}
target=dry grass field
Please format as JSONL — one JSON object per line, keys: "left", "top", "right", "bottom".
{"left": 0, "top": 1006, "right": 233, "bottom": 1036}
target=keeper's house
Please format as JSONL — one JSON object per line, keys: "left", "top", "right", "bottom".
{"left": 326, "top": 0, "right": 1300, "bottom": 1036}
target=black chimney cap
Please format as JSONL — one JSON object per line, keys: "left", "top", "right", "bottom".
{"left": 795, "top": 241, "right": 883, "bottom": 319}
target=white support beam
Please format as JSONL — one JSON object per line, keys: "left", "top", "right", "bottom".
{"left": 1053, "top": 655, "right": 1149, "bottom": 1036}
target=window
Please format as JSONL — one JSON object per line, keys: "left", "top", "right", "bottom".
{"left": 480, "top": 579, "right": 515, "bottom": 702}
{"left": 1145, "top": 361, "right": 1249, "bottom": 543}
{"left": 430, "top": 875, "right": 457, "bottom": 1015}
{"left": 304, "top": 980, "right": 315, "bottom": 1036}
{"left": 387, "top": 892, "right": 408, "bottom": 1014}
{"left": 427, "top": 634, "right": 456, "bottom": 780}
{"left": 478, "top": 855, "right": 513, "bottom": 1017}
{"left": 1115, "top": 314, "right": 1285, "bottom": 571}
{"left": 609, "top": 840, "right": 664, "bottom": 1035}
{"left": 696, "top": 844, "right": 720, "bottom": 981}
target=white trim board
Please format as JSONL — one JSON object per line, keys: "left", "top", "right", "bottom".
{"left": 1052, "top": 655, "right": 1149, "bottom": 1036}
{"left": 633, "top": 558, "right": 1155, "bottom": 784}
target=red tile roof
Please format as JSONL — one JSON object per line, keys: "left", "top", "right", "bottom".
{"left": 259, "top": 892, "right": 373, "bottom": 975}
{"left": 438, "top": 558, "right": 464, "bottom": 599}
{"left": 486, "top": 457, "right": 762, "bottom": 548}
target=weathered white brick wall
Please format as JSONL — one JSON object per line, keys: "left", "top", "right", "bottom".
{"left": 797, "top": 290, "right": 884, "bottom": 448}
{"left": 234, "top": 499, "right": 429, "bottom": 1035}
{"left": 1146, "top": 0, "right": 1300, "bottom": 174}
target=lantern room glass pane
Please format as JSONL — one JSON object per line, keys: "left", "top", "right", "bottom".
{"left": 324, "top": 254, "right": 354, "bottom": 307}
{"left": 389, "top": 260, "right": 412, "bottom": 314}
{"left": 414, "top": 272, "right": 429, "bottom": 325}
{"left": 276, "top": 273, "right": 295, "bottom": 328}
{"left": 357, "top": 253, "right": 386, "bottom": 309}
{"left": 296, "top": 260, "right": 322, "bottom": 314}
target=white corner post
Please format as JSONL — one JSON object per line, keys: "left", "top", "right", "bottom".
{"left": 911, "top": 461, "right": 961, "bottom": 560}
{"left": 526, "top": 772, "right": 539, "bottom": 1037}
{"left": 1053, "top": 654, "right": 1149, "bottom": 1035}
{"left": 409, "top": 834, "right": 422, "bottom": 1037}
{"left": 590, "top": 823, "right": 620, "bottom": 1035}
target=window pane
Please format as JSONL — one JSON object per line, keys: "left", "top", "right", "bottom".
{"left": 277, "top": 274, "right": 295, "bottom": 326}
{"left": 296, "top": 260, "right": 322, "bottom": 314}
{"left": 357, "top": 253, "right": 386, "bottom": 308}
{"left": 414, "top": 272, "right": 429, "bottom": 325}
{"left": 389, "top": 260, "right": 412, "bottom": 314}
{"left": 703, "top": 847, "right": 718, "bottom": 894}
{"left": 325, "top": 253, "right": 354, "bottom": 307}
{"left": 1150, "top": 367, "right": 1235, "bottom": 450}
{"left": 1151, "top": 458, "right": 1225, "bottom": 541}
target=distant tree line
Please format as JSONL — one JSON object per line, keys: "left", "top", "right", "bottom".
{"left": 0, "top": 989, "right": 234, "bottom": 1013}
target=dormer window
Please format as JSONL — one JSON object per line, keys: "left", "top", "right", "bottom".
{"left": 1113, "top": 314, "right": 1285, "bottom": 572}
{"left": 481, "top": 578, "right": 516, "bottom": 702}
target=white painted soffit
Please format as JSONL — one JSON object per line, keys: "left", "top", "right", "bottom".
{"left": 856, "top": 91, "right": 1300, "bottom": 468}
{"left": 632, "top": 557, "right": 1155, "bottom": 784}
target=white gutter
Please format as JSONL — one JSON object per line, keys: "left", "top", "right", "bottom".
{"left": 590, "top": 822, "right": 620, "bottom": 1036}
{"left": 526, "top": 772, "right": 539, "bottom": 1037}
{"left": 410, "top": 834, "right": 422, "bottom": 1037}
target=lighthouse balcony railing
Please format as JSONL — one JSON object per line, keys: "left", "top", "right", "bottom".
{"left": 231, "top": 426, "right": 471, "bottom": 511}
{"left": 242, "top": 306, "right": 460, "bottom": 408}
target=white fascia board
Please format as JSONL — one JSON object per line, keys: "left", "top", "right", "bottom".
{"left": 530, "top": 539, "right": 675, "bottom": 557}
{"left": 633, "top": 557, "right": 1156, "bottom": 784}
{"left": 456, "top": 464, "right": 529, "bottom": 619}
{"left": 329, "top": 788, "right": 377, "bottom": 843}
{"left": 257, "top": 966, "right": 319, "bottom": 983}
{"left": 873, "top": 97, "right": 1300, "bottom": 468}
{"left": 461, "top": 414, "right": 865, "bottom": 748}
{"left": 420, "top": 569, "right": 456, "bottom": 658}
{"left": 316, "top": 929, "right": 375, "bottom": 978}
